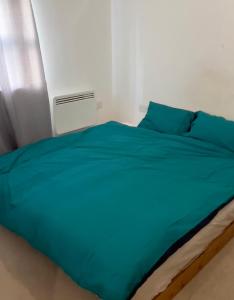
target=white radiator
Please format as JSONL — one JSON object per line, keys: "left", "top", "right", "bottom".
{"left": 53, "top": 91, "right": 97, "bottom": 135}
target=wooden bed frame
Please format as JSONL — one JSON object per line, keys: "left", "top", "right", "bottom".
{"left": 153, "top": 221, "right": 234, "bottom": 300}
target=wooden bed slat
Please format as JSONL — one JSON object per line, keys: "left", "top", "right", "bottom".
{"left": 153, "top": 221, "right": 234, "bottom": 300}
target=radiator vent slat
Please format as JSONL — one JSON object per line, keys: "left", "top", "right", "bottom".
{"left": 55, "top": 92, "right": 95, "bottom": 105}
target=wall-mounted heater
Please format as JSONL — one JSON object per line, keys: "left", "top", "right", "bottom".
{"left": 53, "top": 91, "right": 97, "bottom": 135}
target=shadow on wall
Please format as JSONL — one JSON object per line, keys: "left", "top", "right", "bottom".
{"left": 185, "top": 67, "right": 234, "bottom": 119}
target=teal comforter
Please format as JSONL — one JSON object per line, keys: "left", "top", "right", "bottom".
{"left": 1, "top": 122, "right": 234, "bottom": 300}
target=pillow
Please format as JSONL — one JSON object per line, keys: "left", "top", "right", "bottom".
{"left": 187, "top": 111, "right": 234, "bottom": 151}
{"left": 138, "top": 101, "right": 194, "bottom": 134}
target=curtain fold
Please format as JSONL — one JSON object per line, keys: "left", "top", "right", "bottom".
{"left": 0, "top": 0, "right": 52, "bottom": 155}
{"left": 0, "top": 92, "right": 17, "bottom": 153}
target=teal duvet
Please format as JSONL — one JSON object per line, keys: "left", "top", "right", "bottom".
{"left": 1, "top": 122, "right": 234, "bottom": 300}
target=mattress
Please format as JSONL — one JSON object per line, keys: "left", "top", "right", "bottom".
{"left": 0, "top": 198, "right": 234, "bottom": 300}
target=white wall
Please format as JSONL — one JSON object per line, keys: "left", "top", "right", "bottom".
{"left": 32, "top": 0, "right": 113, "bottom": 127}
{"left": 111, "top": 0, "right": 139, "bottom": 122}
{"left": 112, "top": 0, "right": 234, "bottom": 124}
{"left": 32, "top": 0, "right": 234, "bottom": 126}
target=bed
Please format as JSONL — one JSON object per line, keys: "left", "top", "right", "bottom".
{"left": 1, "top": 119, "right": 234, "bottom": 300}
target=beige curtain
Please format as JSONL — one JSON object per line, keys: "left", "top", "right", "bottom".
{"left": 0, "top": 0, "right": 52, "bottom": 154}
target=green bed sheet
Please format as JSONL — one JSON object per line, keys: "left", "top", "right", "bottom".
{"left": 1, "top": 122, "right": 234, "bottom": 300}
